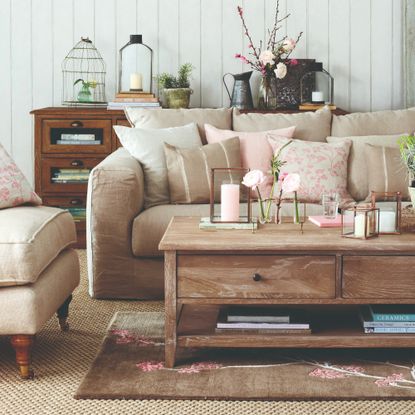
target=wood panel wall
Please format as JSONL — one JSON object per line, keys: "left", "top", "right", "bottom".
{"left": 0, "top": 0, "right": 404, "bottom": 184}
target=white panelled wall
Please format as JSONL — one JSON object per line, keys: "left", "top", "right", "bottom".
{"left": 0, "top": 0, "right": 404, "bottom": 184}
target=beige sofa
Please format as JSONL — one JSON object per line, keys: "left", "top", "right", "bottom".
{"left": 87, "top": 107, "right": 415, "bottom": 299}
{"left": 0, "top": 206, "right": 80, "bottom": 378}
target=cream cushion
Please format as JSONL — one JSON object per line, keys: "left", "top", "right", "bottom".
{"left": 114, "top": 123, "right": 202, "bottom": 208}
{"left": 0, "top": 249, "right": 79, "bottom": 334}
{"left": 327, "top": 134, "right": 405, "bottom": 201}
{"left": 124, "top": 107, "right": 232, "bottom": 143}
{"left": 0, "top": 206, "right": 76, "bottom": 286}
{"left": 232, "top": 107, "right": 332, "bottom": 142}
{"left": 132, "top": 203, "right": 324, "bottom": 257}
{"left": 331, "top": 108, "right": 415, "bottom": 137}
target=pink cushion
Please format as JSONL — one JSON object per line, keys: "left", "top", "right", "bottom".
{"left": 0, "top": 144, "right": 42, "bottom": 209}
{"left": 205, "top": 124, "right": 295, "bottom": 195}
{"left": 268, "top": 136, "right": 354, "bottom": 205}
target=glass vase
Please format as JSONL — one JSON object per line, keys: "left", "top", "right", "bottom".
{"left": 77, "top": 84, "right": 92, "bottom": 102}
{"left": 258, "top": 76, "right": 277, "bottom": 110}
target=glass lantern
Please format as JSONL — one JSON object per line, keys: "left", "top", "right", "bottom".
{"left": 210, "top": 168, "right": 251, "bottom": 223}
{"left": 118, "top": 34, "right": 153, "bottom": 93}
{"left": 300, "top": 62, "right": 334, "bottom": 106}
{"left": 341, "top": 206, "right": 380, "bottom": 240}
{"left": 370, "top": 191, "right": 402, "bottom": 234}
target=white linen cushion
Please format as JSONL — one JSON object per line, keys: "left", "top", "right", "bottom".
{"left": 114, "top": 123, "right": 202, "bottom": 208}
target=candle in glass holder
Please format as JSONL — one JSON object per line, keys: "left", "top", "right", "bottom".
{"left": 379, "top": 211, "right": 396, "bottom": 233}
{"left": 221, "top": 184, "right": 240, "bottom": 222}
{"left": 312, "top": 91, "right": 324, "bottom": 103}
{"left": 354, "top": 213, "right": 366, "bottom": 238}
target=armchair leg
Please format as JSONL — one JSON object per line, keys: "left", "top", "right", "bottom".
{"left": 11, "top": 335, "right": 35, "bottom": 379}
{"left": 57, "top": 294, "right": 73, "bottom": 332}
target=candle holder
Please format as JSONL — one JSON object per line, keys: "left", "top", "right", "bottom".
{"left": 370, "top": 191, "right": 402, "bottom": 234}
{"left": 210, "top": 168, "right": 251, "bottom": 223}
{"left": 341, "top": 206, "right": 380, "bottom": 240}
{"left": 300, "top": 62, "right": 334, "bottom": 106}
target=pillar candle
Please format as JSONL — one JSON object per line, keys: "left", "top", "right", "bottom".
{"left": 130, "top": 73, "right": 143, "bottom": 90}
{"left": 354, "top": 214, "right": 366, "bottom": 238}
{"left": 312, "top": 91, "right": 324, "bottom": 102}
{"left": 221, "top": 184, "right": 240, "bottom": 222}
{"left": 379, "top": 211, "right": 396, "bottom": 233}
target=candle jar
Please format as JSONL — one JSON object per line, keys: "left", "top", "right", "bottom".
{"left": 210, "top": 168, "right": 251, "bottom": 223}
{"left": 370, "top": 191, "right": 402, "bottom": 234}
{"left": 341, "top": 206, "right": 380, "bottom": 239}
{"left": 300, "top": 62, "right": 334, "bottom": 106}
{"left": 118, "top": 34, "right": 153, "bottom": 93}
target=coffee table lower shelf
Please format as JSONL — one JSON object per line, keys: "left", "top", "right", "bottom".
{"left": 176, "top": 304, "right": 415, "bottom": 349}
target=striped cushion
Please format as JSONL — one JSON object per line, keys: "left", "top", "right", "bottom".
{"left": 164, "top": 137, "right": 241, "bottom": 204}
{"left": 365, "top": 144, "right": 410, "bottom": 200}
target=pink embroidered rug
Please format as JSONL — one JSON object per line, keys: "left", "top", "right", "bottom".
{"left": 75, "top": 312, "right": 415, "bottom": 400}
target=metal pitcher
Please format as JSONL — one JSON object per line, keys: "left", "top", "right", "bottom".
{"left": 223, "top": 71, "right": 254, "bottom": 110}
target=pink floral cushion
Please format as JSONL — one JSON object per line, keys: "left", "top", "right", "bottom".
{"left": 205, "top": 124, "right": 295, "bottom": 195}
{"left": 0, "top": 144, "right": 41, "bottom": 209}
{"left": 268, "top": 136, "right": 354, "bottom": 205}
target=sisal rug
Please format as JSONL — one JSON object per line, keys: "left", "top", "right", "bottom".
{"left": 76, "top": 311, "right": 415, "bottom": 401}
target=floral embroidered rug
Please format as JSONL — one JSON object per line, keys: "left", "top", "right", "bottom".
{"left": 75, "top": 312, "right": 415, "bottom": 400}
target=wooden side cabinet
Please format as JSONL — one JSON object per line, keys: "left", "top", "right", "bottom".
{"left": 31, "top": 107, "right": 129, "bottom": 248}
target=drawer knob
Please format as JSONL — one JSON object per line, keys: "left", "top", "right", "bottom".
{"left": 70, "top": 199, "right": 82, "bottom": 206}
{"left": 70, "top": 160, "right": 84, "bottom": 167}
{"left": 71, "top": 121, "right": 83, "bottom": 128}
{"left": 253, "top": 273, "right": 262, "bottom": 282}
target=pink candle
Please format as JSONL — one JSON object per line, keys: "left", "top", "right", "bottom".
{"left": 221, "top": 184, "right": 240, "bottom": 222}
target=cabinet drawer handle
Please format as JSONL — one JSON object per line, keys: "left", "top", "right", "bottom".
{"left": 70, "top": 160, "right": 84, "bottom": 167}
{"left": 70, "top": 199, "right": 82, "bottom": 206}
{"left": 70, "top": 121, "right": 83, "bottom": 128}
{"left": 253, "top": 273, "right": 262, "bottom": 282}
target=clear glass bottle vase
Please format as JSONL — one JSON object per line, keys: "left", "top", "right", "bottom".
{"left": 258, "top": 76, "right": 278, "bottom": 110}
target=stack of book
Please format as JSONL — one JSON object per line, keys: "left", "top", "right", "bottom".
{"left": 65, "top": 207, "right": 86, "bottom": 222}
{"left": 360, "top": 305, "right": 415, "bottom": 334}
{"left": 52, "top": 169, "right": 91, "bottom": 184}
{"left": 107, "top": 91, "right": 161, "bottom": 110}
{"left": 56, "top": 134, "right": 100, "bottom": 146}
{"left": 216, "top": 307, "right": 311, "bottom": 334}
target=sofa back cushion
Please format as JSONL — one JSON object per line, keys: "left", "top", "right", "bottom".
{"left": 331, "top": 108, "right": 415, "bottom": 137}
{"left": 164, "top": 137, "right": 241, "bottom": 204}
{"left": 0, "top": 144, "right": 41, "bottom": 209}
{"left": 114, "top": 123, "right": 202, "bottom": 208}
{"left": 232, "top": 107, "right": 332, "bottom": 142}
{"left": 365, "top": 144, "right": 410, "bottom": 200}
{"left": 327, "top": 134, "right": 406, "bottom": 201}
{"left": 125, "top": 108, "right": 232, "bottom": 143}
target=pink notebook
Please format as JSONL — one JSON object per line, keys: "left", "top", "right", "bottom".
{"left": 308, "top": 215, "right": 342, "bottom": 228}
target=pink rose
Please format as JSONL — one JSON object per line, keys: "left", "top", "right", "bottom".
{"left": 259, "top": 50, "right": 275, "bottom": 66}
{"left": 242, "top": 170, "right": 266, "bottom": 190}
{"left": 283, "top": 38, "right": 296, "bottom": 52}
{"left": 281, "top": 173, "right": 301, "bottom": 193}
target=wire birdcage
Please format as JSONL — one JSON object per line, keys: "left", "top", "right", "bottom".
{"left": 62, "top": 37, "right": 107, "bottom": 106}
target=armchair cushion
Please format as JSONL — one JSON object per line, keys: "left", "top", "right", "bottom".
{"left": 0, "top": 206, "right": 76, "bottom": 286}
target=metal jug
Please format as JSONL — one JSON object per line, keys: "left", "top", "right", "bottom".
{"left": 223, "top": 71, "right": 254, "bottom": 110}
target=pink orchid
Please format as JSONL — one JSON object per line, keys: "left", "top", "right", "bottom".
{"left": 281, "top": 173, "right": 301, "bottom": 193}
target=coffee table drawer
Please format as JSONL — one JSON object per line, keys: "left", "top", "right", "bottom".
{"left": 177, "top": 255, "right": 336, "bottom": 299}
{"left": 343, "top": 256, "right": 415, "bottom": 299}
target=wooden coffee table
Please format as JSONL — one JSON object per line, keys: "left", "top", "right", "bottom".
{"left": 159, "top": 217, "right": 415, "bottom": 368}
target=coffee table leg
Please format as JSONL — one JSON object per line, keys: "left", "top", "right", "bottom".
{"left": 165, "top": 251, "right": 177, "bottom": 368}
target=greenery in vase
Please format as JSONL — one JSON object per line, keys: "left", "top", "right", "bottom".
{"left": 156, "top": 63, "right": 194, "bottom": 89}
{"left": 74, "top": 78, "right": 97, "bottom": 102}
{"left": 399, "top": 135, "right": 415, "bottom": 186}
{"left": 235, "top": 0, "right": 303, "bottom": 80}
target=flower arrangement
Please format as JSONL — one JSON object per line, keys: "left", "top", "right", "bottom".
{"left": 235, "top": 1, "right": 303, "bottom": 80}
{"left": 242, "top": 140, "right": 301, "bottom": 224}
{"left": 399, "top": 135, "right": 415, "bottom": 186}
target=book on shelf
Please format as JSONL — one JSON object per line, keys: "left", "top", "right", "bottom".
{"left": 113, "top": 97, "right": 159, "bottom": 103}
{"left": 299, "top": 104, "right": 337, "bottom": 111}
{"left": 60, "top": 134, "right": 96, "bottom": 141}
{"left": 364, "top": 327, "right": 415, "bottom": 334}
{"left": 215, "top": 328, "right": 312, "bottom": 335}
{"left": 107, "top": 102, "right": 160, "bottom": 108}
{"left": 199, "top": 217, "right": 258, "bottom": 231}
{"left": 57, "top": 169, "right": 88, "bottom": 174}
{"left": 369, "top": 305, "right": 415, "bottom": 322}
{"left": 116, "top": 92, "right": 155, "bottom": 98}
{"left": 308, "top": 215, "right": 342, "bottom": 228}
{"left": 360, "top": 306, "right": 415, "bottom": 328}
{"left": 225, "top": 306, "right": 291, "bottom": 323}
{"left": 56, "top": 140, "right": 100, "bottom": 145}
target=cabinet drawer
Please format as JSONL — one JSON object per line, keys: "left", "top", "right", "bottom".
{"left": 43, "top": 196, "right": 86, "bottom": 208}
{"left": 177, "top": 255, "right": 336, "bottom": 299}
{"left": 41, "top": 157, "right": 103, "bottom": 194}
{"left": 342, "top": 256, "right": 415, "bottom": 299}
{"left": 42, "top": 119, "right": 112, "bottom": 154}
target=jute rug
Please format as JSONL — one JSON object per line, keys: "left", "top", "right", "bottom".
{"left": 76, "top": 311, "right": 415, "bottom": 401}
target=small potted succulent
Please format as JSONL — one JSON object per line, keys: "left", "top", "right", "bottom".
{"left": 74, "top": 78, "right": 97, "bottom": 103}
{"left": 156, "top": 63, "right": 194, "bottom": 109}
{"left": 399, "top": 135, "right": 415, "bottom": 206}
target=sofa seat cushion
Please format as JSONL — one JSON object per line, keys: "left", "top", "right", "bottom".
{"left": 0, "top": 206, "right": 76, "bottom": 286}
{"left": 132, "top": 203, "right": 324, "bottom": 257}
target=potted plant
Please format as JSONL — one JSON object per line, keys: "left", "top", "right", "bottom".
{"left": 156, "top": 63, "right": 194, "bottom": 109}
{"left": 399, "top": 135, "right": 415, "bottom": 206}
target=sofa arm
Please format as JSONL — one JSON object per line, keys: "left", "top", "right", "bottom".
{"left": 87, "top": 148, "right": 144, "bottom": 297}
